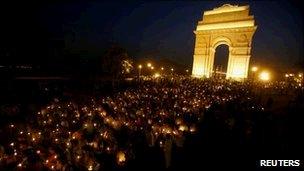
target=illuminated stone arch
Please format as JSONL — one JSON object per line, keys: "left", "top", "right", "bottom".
{"left": 192, "top": 4, "right": 257, "bottom": 80}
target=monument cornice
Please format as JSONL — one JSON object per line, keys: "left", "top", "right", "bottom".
{"left": 194, "top": 26, "right": 257, "bottom": 35}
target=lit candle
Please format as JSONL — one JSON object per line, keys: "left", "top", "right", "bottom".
{"left": 117, "top": 151, "right": 126, "bottom": 164}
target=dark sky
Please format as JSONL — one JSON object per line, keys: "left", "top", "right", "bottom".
{"left": 0, "top": 1, "right": 303, "bottom": 69}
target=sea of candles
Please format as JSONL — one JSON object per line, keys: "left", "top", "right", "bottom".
{"left": 0, "top": 76, "right": 271, "bottom": 170}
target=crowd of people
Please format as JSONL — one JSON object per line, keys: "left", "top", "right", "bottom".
{"left": 0, "top": 76, "right": 303, "bottom": 170}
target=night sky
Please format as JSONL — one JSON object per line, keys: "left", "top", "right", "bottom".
{"left": 0, "top": 1, "right": 303, "bottom": 69}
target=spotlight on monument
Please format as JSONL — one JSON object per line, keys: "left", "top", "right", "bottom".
{"left": 259, "top": 71, "right": 270, "bottom": 81}
{"left": 251, "top": 66, "right": 258, "bottom": 72}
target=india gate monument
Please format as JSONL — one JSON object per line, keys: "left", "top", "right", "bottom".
{"left": 192, "top": 4, "right": 257, "bottom": 80}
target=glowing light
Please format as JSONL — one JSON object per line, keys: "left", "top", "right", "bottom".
{"left": 190, "top": 125, "right": 196, "bottom": 133}
{"left": 299, "top": 73, "right": 303, "bottom": 78}
{"left": 285, "top": 74, "right": 289, "bottom": 78}
{"left": 147, "top": 63, "right": 152, "bottom": 67}
{"left": 117, "top": 151, "right": 126, "bottom": 164}
{"left": 154, "top": 73, "right": 160, "bottom": 78}
{"left": 36, "top": 150, "right": 41, "bottom": 154}
{"left": 259, "top": 71, "right": 270, "bottom": 81}
{"left": 251, "top": 66, "right": 258, "bottom": 72}
{"left": 178, "top": 125, "right": 188, "bottom": 132}
{"left": 171, "top": 68, "right": 174, "bottom": 71}
{"left": 138, "top": 64, "right": 142, "bottom": 69}
{"left": 18, "top": 163, "right": 22, "bottom": 167}
{"left": 175, "top": 118, "right": 183, "bottom": 125}
{"left": 151, "top": 66, "right": 154, "bottom": 70}
{"left": 161, "top": 67, "right": 164, "bottom": 70}
{"left": 186, "top": 69, "right": 189, "bottom": 73}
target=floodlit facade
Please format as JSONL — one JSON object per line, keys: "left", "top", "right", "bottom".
{"left": 192, "top": 4, "right": 257, "bottom": 80}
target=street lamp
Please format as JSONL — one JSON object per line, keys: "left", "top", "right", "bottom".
{"left": 138, "top": 65, "right": 142, "bottom": 78}
{"left": 251, "top": 66, "right": 258, "bottom": 72}
{"left": 259, "top": 71, "right": 270, "bottom": 81}
{"left": 251, "top": 66, "right": 258, "bottom": 81}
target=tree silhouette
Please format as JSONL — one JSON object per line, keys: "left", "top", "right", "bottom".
{"left": 102, "top": 45, "right": 133, "bottom": 81}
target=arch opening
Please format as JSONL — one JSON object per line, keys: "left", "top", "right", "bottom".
{"left": 213, "top": 44, "right": 229, "bottom": 79}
